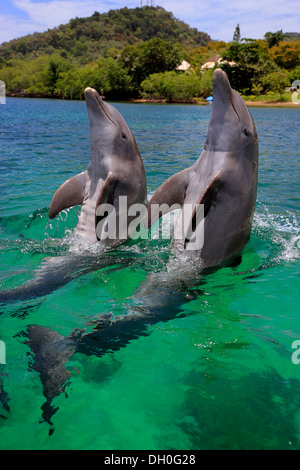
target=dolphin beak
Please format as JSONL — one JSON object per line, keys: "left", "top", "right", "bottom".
{"left": 212, "top": 68, "right": 239, "bottom": 120}
{"left": 84, "top": 87, "right": 116, "bottom": 128}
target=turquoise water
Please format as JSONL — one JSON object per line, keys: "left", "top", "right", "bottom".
{"left": 0, "top": 98, "right": 299, "bottom": 450}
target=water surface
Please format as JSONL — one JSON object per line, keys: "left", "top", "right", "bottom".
{"left": 0, "top": 98, "right": 299, "bottom": 450}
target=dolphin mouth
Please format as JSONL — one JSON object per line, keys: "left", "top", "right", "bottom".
{"left": 84, "top": 87, "right": 117, "bottom": 128}
{"left": 212, "top": 68, "right": 240, "bottom": 122}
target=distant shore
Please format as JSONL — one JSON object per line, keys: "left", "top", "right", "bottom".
{"left": 131, "top": 98, "right": 300, "bottom": 108}
{"left": 7, "top": 93, "right": 300, "bottom": 108}
{"left": 244, "top": 101, "right": 299, "bottom": 108}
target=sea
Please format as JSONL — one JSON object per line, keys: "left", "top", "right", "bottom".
{"left": 0, "top": 98, "right": 299, "bottom": 450}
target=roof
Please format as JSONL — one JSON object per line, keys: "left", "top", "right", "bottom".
{"left": 176, "top": 60, "right": 191, "bottom": 71}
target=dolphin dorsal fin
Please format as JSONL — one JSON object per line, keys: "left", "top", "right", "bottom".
{"left": 146, "top": 168, "right": 190, "bottom": 228}
{"left": 49, "top": 171, "right": 87, "bottom": 219}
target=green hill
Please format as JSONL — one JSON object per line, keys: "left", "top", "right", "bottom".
{"left": 0, "top": 6, "right": 211, "bottom": 65}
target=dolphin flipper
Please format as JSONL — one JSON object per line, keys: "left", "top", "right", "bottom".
{"left": 147, "top": 168, "right": 190, "bottom": 228}
{"left": 49, "top": 171, "right": 87, "bottom": 219}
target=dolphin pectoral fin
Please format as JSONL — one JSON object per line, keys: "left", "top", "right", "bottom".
{"left": 49, "top": 171, "right": 87, "bottom": 219}
{"left": 146, "top": 168, "right": 190, "bottom": 228}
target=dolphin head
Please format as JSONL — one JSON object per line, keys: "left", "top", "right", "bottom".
{"left": 205, "top": 68, "right": 258, "bottom": 162}
{"left": 84, "top": 87, "right": 142, "bottom": 175}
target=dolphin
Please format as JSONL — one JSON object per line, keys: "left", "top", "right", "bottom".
{"left": 0, "top": 89, "right": 147, "bottom": 304}
{"left": 146, "top": 68, "right": 259, "bottom": 268}
{"left": 49, "top": 87, "right": 147, "bottom": 244}
{"left": 49, "top": 88, "right": 147, "bottom": 246}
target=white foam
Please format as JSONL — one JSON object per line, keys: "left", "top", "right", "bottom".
{"left": 253, "top": 205, "right": 300, "bottom": 263}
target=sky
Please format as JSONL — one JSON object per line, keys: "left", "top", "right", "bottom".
{"left": 0, "top": 0, "right": 299, "bottom": 45}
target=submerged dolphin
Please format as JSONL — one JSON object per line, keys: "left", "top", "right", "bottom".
{"left": 49, "top": 87, "right": 147, "bottom": 244}
{"left": 147, "top": 68, "right": 259, "bottom": 268}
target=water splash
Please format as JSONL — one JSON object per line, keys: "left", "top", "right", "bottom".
{"left": 253, "top": 203, "right": 300, "bottom": 264}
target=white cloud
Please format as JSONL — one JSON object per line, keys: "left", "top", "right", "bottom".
{"left": 163, "top": 0, "right": 300, "bottom": 40}
{"left": 0, "top": 13, "right": 37, "bottom": 43}
{"left": 13, "top": 0, "right": 107, "bottom": 28}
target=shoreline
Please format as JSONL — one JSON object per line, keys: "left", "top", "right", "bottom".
{"left": 244, "top": 100, "right": 299, "bottom": 108}
{"left": 132, "top": 98, "right": 300, "bottom": 108}
{"left": 7, "top": 94, "right": 300, "bottom": 108}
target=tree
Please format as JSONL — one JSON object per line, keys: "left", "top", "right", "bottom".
{"left": 118, "top": 38, "right": 183, "bottom": 95}
{"left": 233, "top": 24, "right": 241, "bottom": 43}
{"left": 261, "top": 69, "right": 289, "bottom": 99}
{"left": 264, "top": 30, "right": 287, "bottom": 48}
{"left": 141, "top": 71, "right": 202, "bottom": 102}
{"left": 221, "top": 39, "right": 278, "bottom": 94}
{"left": 269, "top": 40, "right": 300, "bottom": 70}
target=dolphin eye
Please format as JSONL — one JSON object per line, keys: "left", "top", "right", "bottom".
{"left": 244, "top": 128, "right": 249, "bottom": 136}
{"left": 121, "top": 132, "right": 127, "bottom": 140}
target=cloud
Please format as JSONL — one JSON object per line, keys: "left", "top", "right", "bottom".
{"left": 0, "top": 13, "right": 37, "bottom": 43}
{"left": 13, "top": 0, "right": 107, "bottom": 28}
{"left": 162, "top": 0, "right": 300, "bottom": 40}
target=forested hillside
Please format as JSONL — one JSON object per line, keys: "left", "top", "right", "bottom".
{"left": 0, "top": 6, "right": 210, "bottom": 64}
{"left": 0, "top": 6, "right": 299, "bottom": 102}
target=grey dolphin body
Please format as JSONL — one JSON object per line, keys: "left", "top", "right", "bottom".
{"left": 147, "top": 68, "right": 259, "bottom": 268}
{"left": 0, "top": 90, "right": 147, "bottom": 304}
{"left": 49, "top": 87, "right": 147, "bottom": 244}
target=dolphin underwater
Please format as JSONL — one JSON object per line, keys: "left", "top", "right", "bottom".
{"left": 0, "top": 89, "right": 147, "bottom": 304}
{"left": 49, "top": 87, "right": 147, "bottom": 244}
{"left": 23, "top": 70, "right": 259, "bottom": 429}
{"left": 147, "top": 68, "right": 259, "bottom": 268}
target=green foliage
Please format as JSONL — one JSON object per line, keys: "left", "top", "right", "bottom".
{"left": 264, "top": 30, "right": 287, "bottom": 48}
{"left": 118, "top": 38, "right": 183, "bottom": 95}
{"left": 0, "top": 6, "right": 299, "bottom": 102}
{"left": 289, "top": 65, "right": 300, "bottom": 83}
{"left": 221, "top": 40, "right": 278, "bottom": 94}
{"left": 261, "top": 69, "right": 290, "bottom": 98}
{"left": 141, "top": 71, "right": 202, "bottom": 102}
{"left": 0, "top": 6, "right": 210, "bottom": 65}
{"left": 269, "top": 41, "right": 300, "bottom": 70}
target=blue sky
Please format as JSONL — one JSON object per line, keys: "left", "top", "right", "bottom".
{"left": 0, "top": 0, "right": 299, "bottom": 45}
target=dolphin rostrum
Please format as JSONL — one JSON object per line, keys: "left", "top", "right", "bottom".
{"left": 146, "top": 68, "right": 259, "bottom": 268}
{"left": 49, "top": 87, "right": 147, "bottom": 245}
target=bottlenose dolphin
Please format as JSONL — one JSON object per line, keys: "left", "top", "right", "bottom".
{"left": 23, "top": 71, "right": 260, "bottom": 430}
{"left": 0, "top": 90, "right": 147, "bottom": 304}
{"left": 147, "top": 68, "right": 259, "bottom": 268}
{"left": 49, "top": 87, "right": 147, "bottom": 244}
